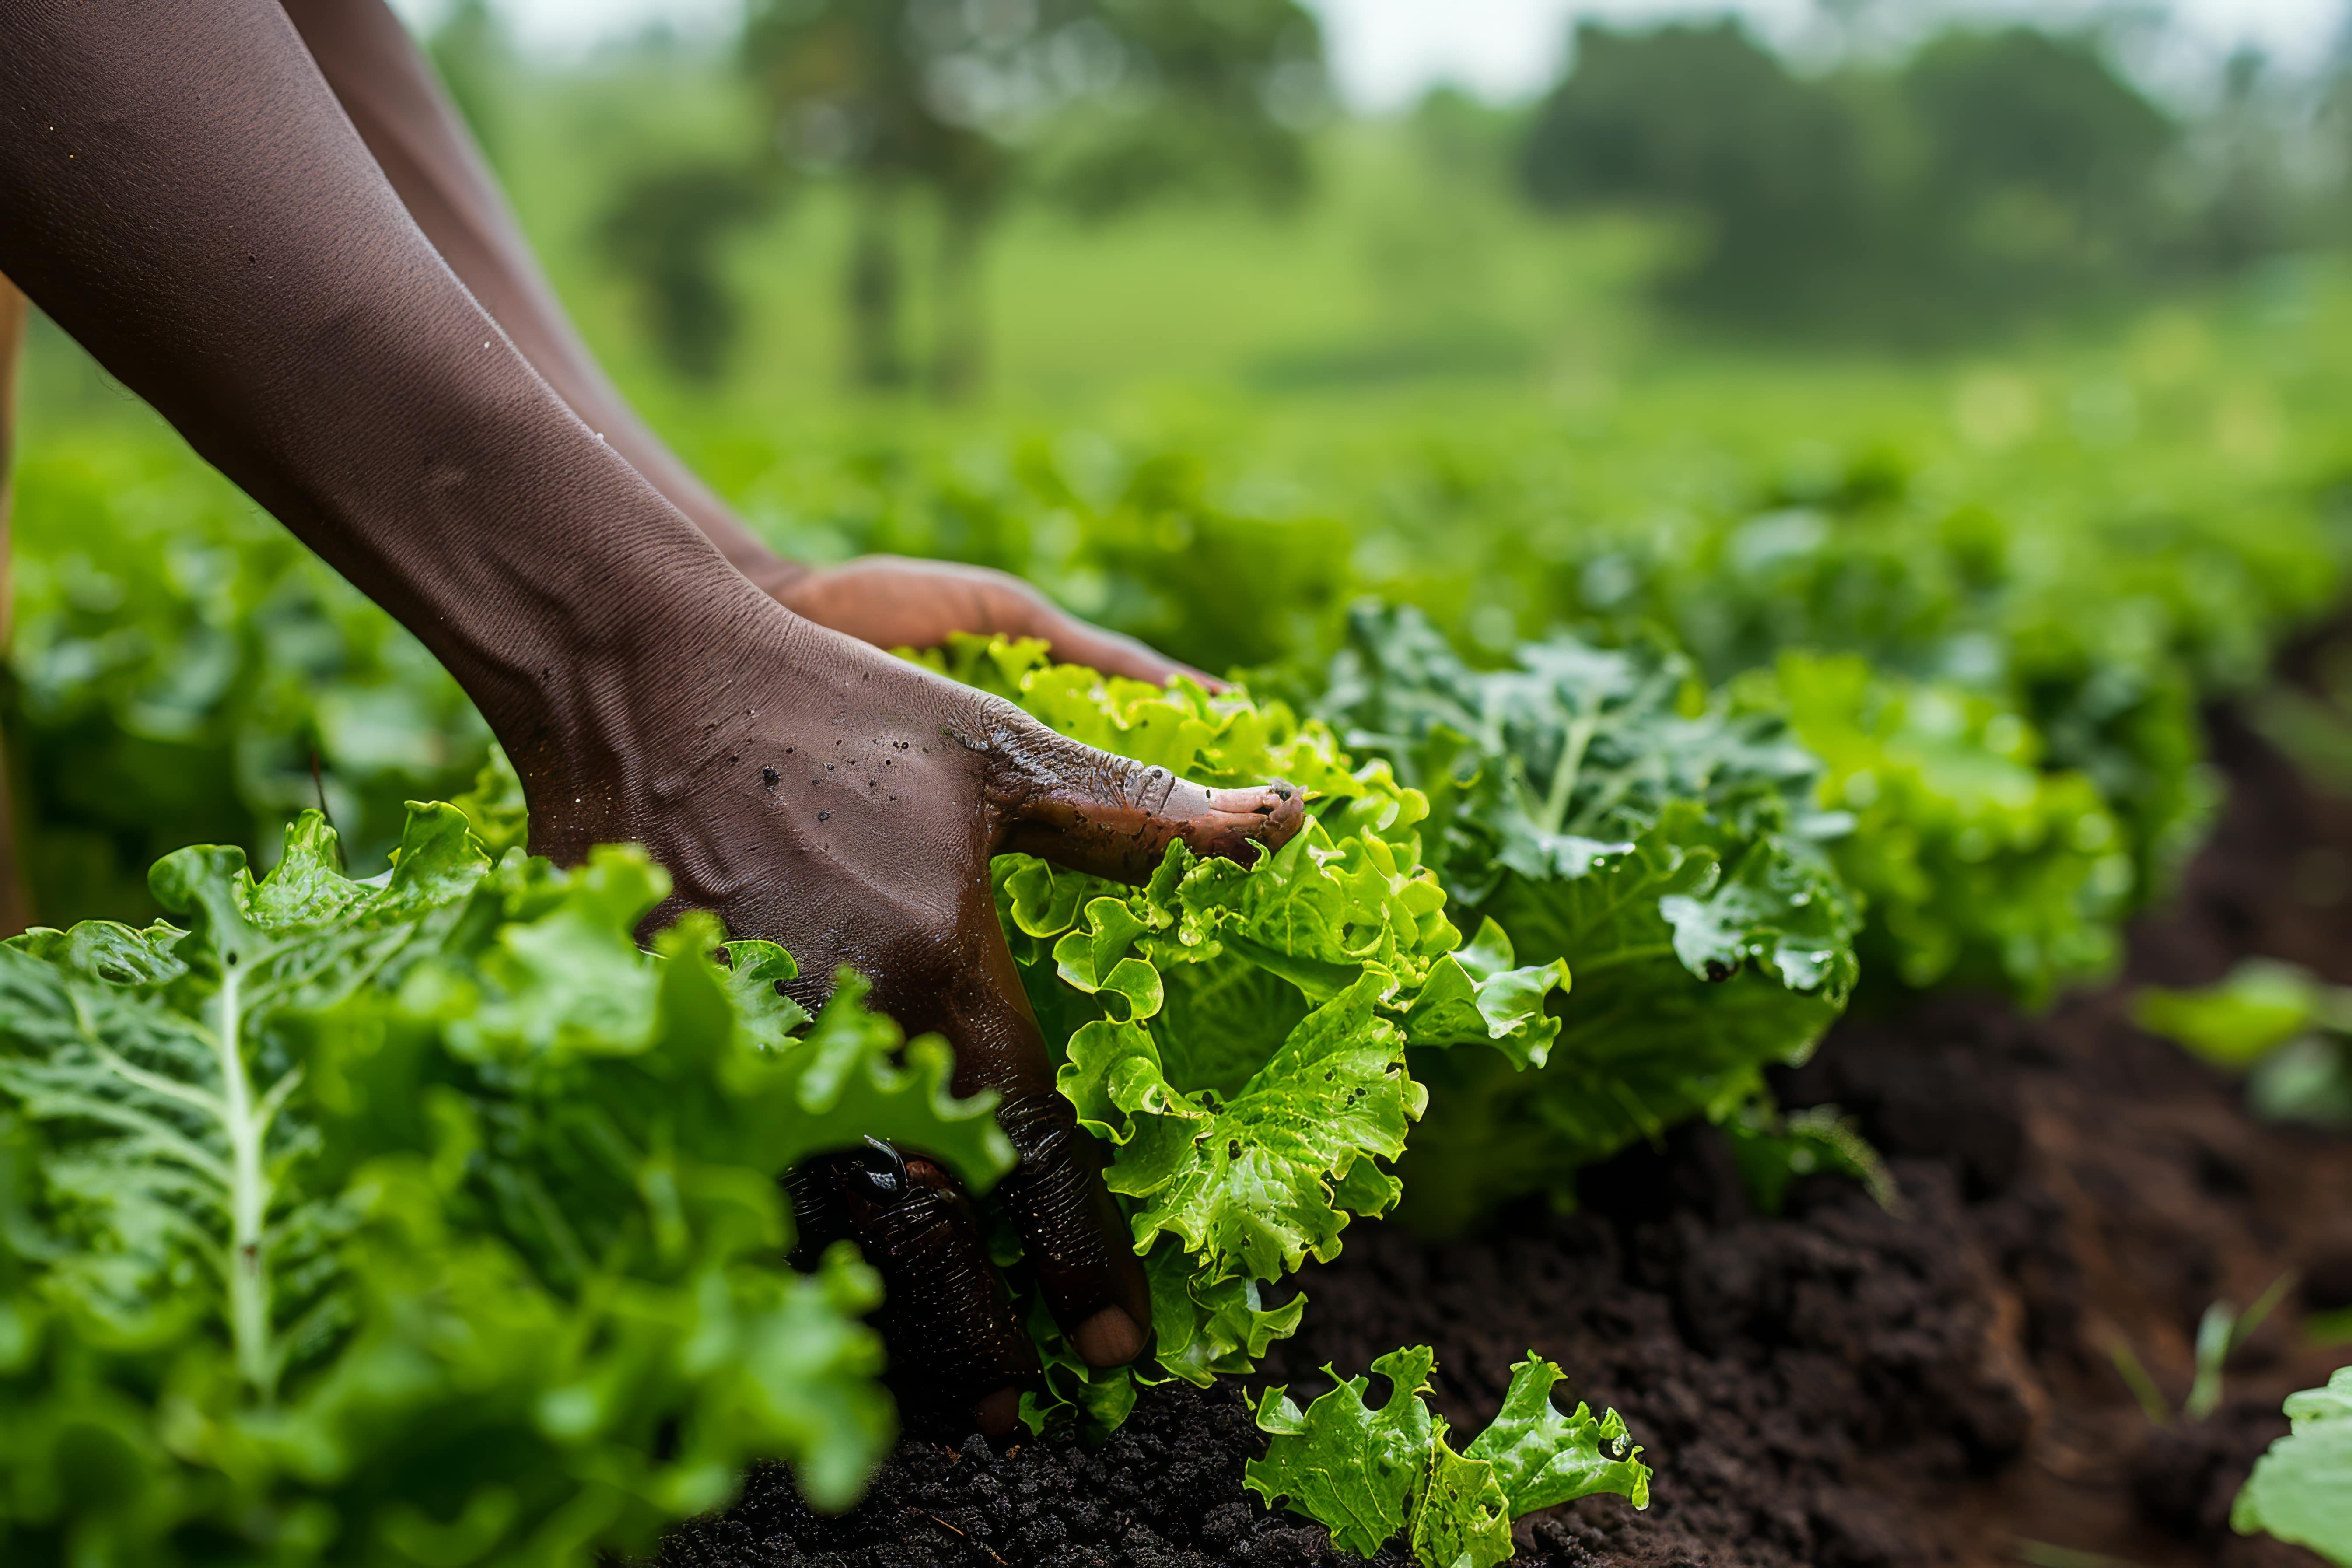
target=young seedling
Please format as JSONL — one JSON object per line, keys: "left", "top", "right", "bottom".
{"left": 2105, "top": 1271, "right": 2298, "bottom": 1427}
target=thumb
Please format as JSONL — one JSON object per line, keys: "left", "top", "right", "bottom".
{"left": 987, "top": 723, "right": 1306, "bottom": 883}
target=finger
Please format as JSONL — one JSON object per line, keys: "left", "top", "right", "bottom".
{"left": 1029, "top": 611, "right": 1225, "bottom": 692}
{"left": 782, "top": 555, "right": 1223, "bottom": 691}
{"left": 986, "top": 724, "right": 1306, "bottom": 883}
{"left": 788, "top": 1139, "right": 1040, "bottom": 1435}
{"left": 991, "top": 1083, "right": 1154, "bottom": 1368}
{"left": 894, "top": 926, "right": 1155, "bottom": 1374}
{"left": 913, "top": 559, "right": 1218, "bottom": 688}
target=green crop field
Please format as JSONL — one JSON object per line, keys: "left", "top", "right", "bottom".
{"left": 7, "top": 19, "right": 2352, "bottom": 1567}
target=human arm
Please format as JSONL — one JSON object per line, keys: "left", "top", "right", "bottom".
{"left": 0, "top": 0, "right": 1296, "bottom": 1425}
{"left": 278, "top": 0, "right": 1209, "bottom": 684}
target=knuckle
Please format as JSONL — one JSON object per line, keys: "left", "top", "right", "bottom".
{"left": 995, "top": 1088, "right": 1082, "bottom": 1172}
{"left": 856, "top": 1186, "right": 960, "bottom": 1258}
{"left": 975, "top": 706, "right": 1104, "bottom": 801}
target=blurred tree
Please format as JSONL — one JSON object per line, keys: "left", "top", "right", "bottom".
{"left": 740, "top": 0, "right": 1326, "bottom": 399}
{"left": 2184, "top": 49, "right": 2302, "bottom": 270}
{"left": 1407, "top": 84, "right": 1527, "bottom": 188}
{"left": 1899, "top": 25, "right": 2176, "bottom": 290}
{"left": 1518, "top": 20, "right": 1882, "bottom": 325}
{"left": 1026, "top": 1, "right": 1326, "bottom": 219}
{"left": 595, "top": 158, "right": 783, "bottom": 383}
{"left": 1519, "top": 17, "right": 2189, "bottom": 336}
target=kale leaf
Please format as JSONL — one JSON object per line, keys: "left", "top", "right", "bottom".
{"left": 1308, "top": 605, "right": 1860, "bottom": 1227}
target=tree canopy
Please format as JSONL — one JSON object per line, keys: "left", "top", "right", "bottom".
{"left": 1519, "top": 19, "right": 2184, "bottom": 335}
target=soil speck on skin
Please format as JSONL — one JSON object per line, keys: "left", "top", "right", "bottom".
{"left": 661, "top": 670, "right": 2352, "bottom": 1568}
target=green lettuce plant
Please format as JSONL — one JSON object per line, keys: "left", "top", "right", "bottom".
{"left": 8, "top": 432, "right": 488, "bottom": 926}
{"left": 928, "top": 636, "right": 1570, "bottom": 1426}
{"left": 1246, "top": 1346, "right": 1650, "bottom": 1568}
{"left": 1297, "top": 604, "right": 1862, "bottom": 1228}
{"left": 0, "top": 804, "right": 1010, "bottom": 1565}
{"left": 0, "top": 629, "right": 1685, "bottom": 1561}
{"left": 1488, "top": 444, "right": 2304, "bottom": 907}
{"left": 1748, "top": 651, "right": 2133, "bottom": 1003}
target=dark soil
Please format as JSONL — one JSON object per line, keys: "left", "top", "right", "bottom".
{"left": 659, "top": 693, "right": 2352, "bottom": 1568}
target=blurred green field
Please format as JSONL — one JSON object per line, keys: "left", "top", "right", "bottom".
{"left": 14, "top": 45, "right": 2352, "bottom": 936}
{"left": 20, "top": 12, "right": 2352, "bottom": 1562}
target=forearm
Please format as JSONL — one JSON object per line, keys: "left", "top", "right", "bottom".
{"left": 277, "top": 0, "right": 802, "bottom": 592}
{"left": 0, "top": 0, "right": 766, "bottom": 800}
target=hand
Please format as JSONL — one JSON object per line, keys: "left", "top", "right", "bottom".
{"left": 518, "top": 591, "right": 1302, "bottom": 1434}
{"left": 0, "top": 0, "right": 1287, "bottom": 1439}
{"left": 766, "top": 554, "right": 1218, "bottom": 689}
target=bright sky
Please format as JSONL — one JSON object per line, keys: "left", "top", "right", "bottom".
{"left": 1320, "top": 0, "right": 2345, "bottom": 107}
{"left": 392, "top": 0, "right": 2352, "bottom": 108}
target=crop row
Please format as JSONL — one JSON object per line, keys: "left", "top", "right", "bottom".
{"left": 2, "top": 406, "right": 2346, "bottom": 1564}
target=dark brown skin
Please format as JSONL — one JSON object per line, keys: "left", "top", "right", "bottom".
{"left": 274, "top": 0, "right": 1212, "bottom": 687}
{"left": 0, "top": 0, "right": 1299, "bottom": 1432}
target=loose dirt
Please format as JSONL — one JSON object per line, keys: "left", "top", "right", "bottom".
{"left": 658, "top": 687, "right": 2352, "bottom": 1568}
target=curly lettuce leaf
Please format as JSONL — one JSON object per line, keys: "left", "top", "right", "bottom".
{"left": 1754, "top": 651, "right": 2130, "bottom": 1002}
{"left": 1014, "top": 1244, "right": 1317, "bottom": 1440}
{"left": 451, "top": 744, "right": 531, "bottom": 861}
{"left": 1143, "top": 1245, "right": 1307, "bottom": 1387}
{"left": 1318, "top": 604, "right": 1834, "bottom": 886}
{"left": 1464, "top": 1353, "right": 1653, "bottom": 1516}
{"left": 1309, "top": 605, "right": 1860, "bottom": 1225}
{"left": 1399, "top": 920, "right": 1571, "bottom": 1071}
{"left": 0, "top": 805, "right": 490, "bottom": 1395}
{"left": 1246, "top": 1345, "right": 1648, "bottom": 1568}
{"left": 2233, "top": 1367, "right": 2352, "bottom": 1566}
{"left": 1246, "top": 1344, "right": 1460, "bottom": 1561}
{"left": 945, "top": 635, "right": 1569, "bottom": 1423}
{"left": 1065, "top": 972, "right": 1417, "bottom": 1280}
{"left": 0, "top": 805, "right": 1009, "bottom": 1563}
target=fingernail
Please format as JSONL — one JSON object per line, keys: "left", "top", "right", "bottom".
{"left": 1070, "top": 1306, "right": 1144, "bottom": 1368}
{"left": 972, "top": 1386, "right": 1022, "bottom": 1437}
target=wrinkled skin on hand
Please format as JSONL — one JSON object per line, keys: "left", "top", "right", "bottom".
{"left": 517, "top": 596, "right": 1300, "bottom": 1424}
{"left": 788, "top": 1141, "right": 1037, "bottom": 1433}
{"left": 0, "top": 0, "right": 1299, "bottom": 1434}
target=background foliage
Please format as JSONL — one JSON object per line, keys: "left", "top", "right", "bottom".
{"left": 11, "top": 0, "right": 2352, "bottom": 1554}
